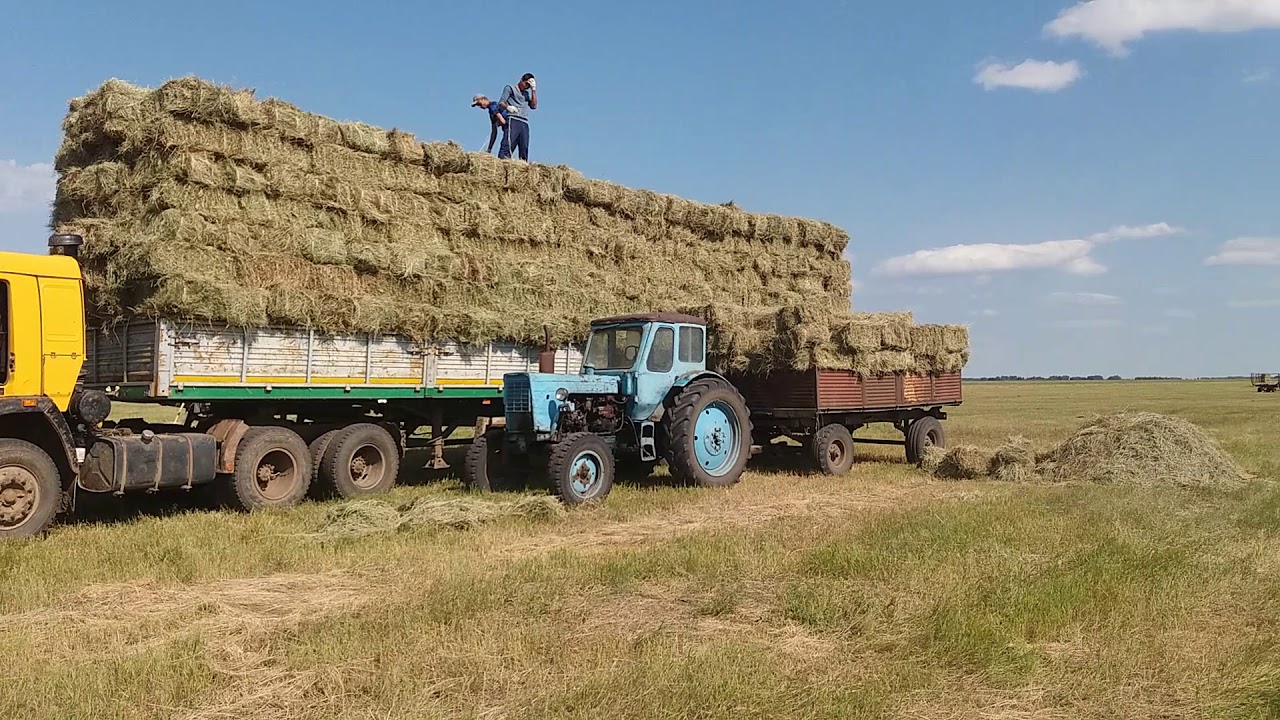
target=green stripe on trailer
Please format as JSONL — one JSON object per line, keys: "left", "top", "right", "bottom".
{"left": 114, "top": 385, "right": 507, "bottom": 402}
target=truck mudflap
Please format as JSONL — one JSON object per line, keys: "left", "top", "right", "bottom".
{"left": 79, "top": 433, "right": 219, "bottom": 494}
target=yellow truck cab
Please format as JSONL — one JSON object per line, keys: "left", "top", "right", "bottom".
{"left": 0, "top": 235, "right": 99, "bottom": 538}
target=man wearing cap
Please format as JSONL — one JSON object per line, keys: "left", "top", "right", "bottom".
{"left": 497, "top": 73, "right": 537, "bottom": 161}
{"left": 471, "top": 94, "right": 511, "bottom": 156}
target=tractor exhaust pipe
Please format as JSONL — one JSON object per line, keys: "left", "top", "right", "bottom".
{"left": 538, "top": 325, "right": 556, "bottom": 373}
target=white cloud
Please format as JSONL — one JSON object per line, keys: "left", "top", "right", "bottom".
{"left": 1046, "top": 0, "right": 1280, "bottom": 56}
{"left": 974, "top": 59, "right": 1084, "bottom": 92}
{"left": 1165, "top": 308, "right": 1196, "bottom": 319}
{"left": 1206, "top": 237, "right": 1280, "bottom": 266}
{"left": 1243, "top": 67, "right": 1274, "bottom": 83}
{"left": 0, "top": 160, "right": 55, "bottom": 213}
{"left": 1048, "top": 318, "right": 1126, "bottom": 329}
{"left": 972, "top": 308, "right": 1000, "bottom": 317}
{"left": 1048, "top": 291, "right": 1122, "bottom": 305}
{"left": 874, "top": 223, "right": 1180, "bottom": 278}
{"left": 1228, "top": 298, "right": 1280, "bottom": 308}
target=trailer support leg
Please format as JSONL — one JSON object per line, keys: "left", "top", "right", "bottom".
{"left": 426, "top": 407, "right": 450, "bottom": 470}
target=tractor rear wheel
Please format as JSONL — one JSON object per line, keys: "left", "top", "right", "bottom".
{"left": 812, "top": 424, "right": 855, "bottom": 476}
{"left": 547, "top": 432, "right": 614, "bottom": 505}
{"left": 663, "top": 378, "right": 753, "bottom": 488}
{"left": 905, "top": 417, "right": 946, "bottom": 465}
{"left": 0, "top": 439, "right": 61, "bottom": 539}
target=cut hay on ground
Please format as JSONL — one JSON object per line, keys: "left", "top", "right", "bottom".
{"left": 934, "top": 446, "right": 990, "bottom": 480}
{"left": 53, "top": 76, "right": 969, "bottom": 375}
{"left": 1036, "top": 412, "right": 1250, "bottom": 490}
{"left": 316, "top": 495, "right": 566, "bottom": 540}
{"left": 988, "top": 436, "right": 1037, "bottom": 482}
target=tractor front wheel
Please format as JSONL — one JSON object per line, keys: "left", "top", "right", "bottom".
{"left": 547, "top": 433, "right": 614, "bottom": 505}
{"left": 663, "top": 378, "right": 753, "bottom": 488}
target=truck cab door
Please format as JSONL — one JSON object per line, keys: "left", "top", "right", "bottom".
{"left": 38, "top": 277, "right": 85, "bottom": 410}
{"left": 0, "top": 274, "right": 42, "bottom": 400}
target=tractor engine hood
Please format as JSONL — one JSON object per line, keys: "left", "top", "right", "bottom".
{"left": 503, "top": 372, "right": 623, "bottom": 434}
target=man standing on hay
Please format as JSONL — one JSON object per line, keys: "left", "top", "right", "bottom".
{"left": 471, "top": 94, "right": 511, "bottom": 155}
{"left": 497, "top": 72, "right": 537, "bottom": 161}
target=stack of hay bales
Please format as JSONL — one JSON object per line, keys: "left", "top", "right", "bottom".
{"left": 52, "top": 76, "right": 968, "bottom": 375}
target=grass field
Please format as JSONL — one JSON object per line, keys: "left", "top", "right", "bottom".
{"left": 2, "top": 380, "right": 1278, "bottom": 719}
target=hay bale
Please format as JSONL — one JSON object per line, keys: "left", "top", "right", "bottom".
{"left": 988, "top": 436, "right": 1037, "bottom": 482}
{"left": 934, "top": 445, "right": 990, "bottom": 480}
{"left": 919, "top": 445, "right": 947, "bottom": 474}
{"left": 1036, "top": 413, "right": 1250, "bottom": 490}
{"left": 49, "top": 76, "right": 959, "bottom": 371}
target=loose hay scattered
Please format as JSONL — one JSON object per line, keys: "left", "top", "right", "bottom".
{"left": 315, "top": 495, "right": 566, "bottom": 540}
{"left": 1036, "top": 412, "right": 1250, "bottom": 490}
{"left": 52, "top": 75, "right": 969, "bottom": 375}
{"left": 935, "top": 445, "right": 991, "bottom": 481}
{"left": 919, "top": 445, "right": 947, "bottom": 474}
{"left": 988, "top": 436, "right": 1037, "bottom": 482}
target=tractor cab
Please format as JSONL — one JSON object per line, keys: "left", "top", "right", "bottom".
{"left": 471, "top": 313, "right": 753, "bottom": 507}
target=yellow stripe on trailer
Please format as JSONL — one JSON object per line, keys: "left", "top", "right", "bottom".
{"left": 171, "top": 375, "right": 505, "bottom": 387}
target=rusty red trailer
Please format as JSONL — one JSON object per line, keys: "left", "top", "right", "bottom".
{"left": 728, "top": 370, "right": 963, "bottom": 475}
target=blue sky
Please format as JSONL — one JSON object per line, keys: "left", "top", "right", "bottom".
{"left": 2, "top": 0, "right": 1279, "bottom": 377}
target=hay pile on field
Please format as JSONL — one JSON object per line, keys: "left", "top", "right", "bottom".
{"left": 987, "top": 436, "right": 1037, "bottom": 482}
{"left": 1036, "top": 412, "right": 1250, "bottom": 490}
{"left": 315, "top": 495, "right": 565, "bottom": 540}
{"left": 934, "top": 445, "right": 990, "bottom": 480}
{"left": 52, "top": 76, "right": 969, "bottom": 375}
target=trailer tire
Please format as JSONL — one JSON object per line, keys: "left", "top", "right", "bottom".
{"left": 663, "top": 378, "right": 753, "bottom": 488}
{"left": 905, "top": 417, "right": 946, "bottom": 465}
{"left": 547, "top": 432, "right": 614, "bottom": 505}
{"left": 322, "top": 424, "right": 399, "bottom": 498}
{"left": 0, "top": 439, "right": 62, "bottom": 539}
{"left": 812, "top": 424, "right": 856, "bottom": 476}
{"left": 463, "top": 429, "right": 523, "bottom": 493}
{"left": 228, "top": 427, "right": 311, "bottom": 511}
{"left": 307, "top": 429, "right": 342, "bottom": 498}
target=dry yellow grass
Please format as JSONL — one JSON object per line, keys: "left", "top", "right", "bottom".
{"left": 1, "top": 380, "right": 1277, "bottom": 719}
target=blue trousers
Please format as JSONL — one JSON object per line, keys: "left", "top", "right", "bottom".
{"left": 500, "top": 117, "right": 529, "bottom": 160}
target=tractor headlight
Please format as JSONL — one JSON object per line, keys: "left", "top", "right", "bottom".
{"left": 555, "top": 387, "right": 569, "bottom": 402}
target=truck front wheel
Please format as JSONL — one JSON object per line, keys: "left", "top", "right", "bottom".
{"left": 229, "top": 427, "right": 312, "bottom": 511}
{"left": 0, "top": 440, "right": 61, "bottom": 539}
{"left": 663, "top": 378, "right": 754, "bottom": 488}
{"left": 547, "top": 432, "right": 614, "bottom": 505}
{"left": 463, "top": 429, "right": 525, "bottom": 493}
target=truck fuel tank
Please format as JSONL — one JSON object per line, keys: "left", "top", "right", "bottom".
{"left": 79, "top": 432, "right": 219, "bottom": 494}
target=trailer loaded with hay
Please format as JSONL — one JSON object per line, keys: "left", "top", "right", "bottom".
{"left": 722, "top": 311, "right": 966, "bottom": 476}
{"left": 0, "top": 74, "right": 973, "bottom": 532}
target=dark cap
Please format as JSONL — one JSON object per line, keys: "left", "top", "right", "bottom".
{"left": 521, "top": 72, "right": 535, "bottom": 82}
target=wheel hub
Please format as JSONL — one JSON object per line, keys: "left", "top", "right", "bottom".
{"left": 0, "top": 467, "right": 39, "bottom": 528}
{"left": 828, "top": 441, "right": 845, "bottom": 465}
{"left": 569, "top": 452, "right": 600, "bottom": 496}
{"left": 693, "top": 401, "right": 741, "bottom": 476}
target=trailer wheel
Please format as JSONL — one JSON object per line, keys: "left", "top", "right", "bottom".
{"left": 663, "top": 378, "right": 754, "bottom": 488}
{"left": 0, "top": 440, "right": 61, "bottom": 539}
{"left": 812, "top": 424, "right": 856, "bottom": 476}
{"left": 229, "top": 427, "right": 311, "bottom": 511}
{"left": 547, "top": 432, "right": 614, "bottom": 505}
{"left": 322, "top": 424, "right": 399, "bottom": 497}
{"left": 307, "top": 429, "right": 342, "bottom": 498}
{"left": 463, "top": 429, "right": 525, "bottom": 493}
{"left": 905, "top": 417, "right": 946, "bottom": 465}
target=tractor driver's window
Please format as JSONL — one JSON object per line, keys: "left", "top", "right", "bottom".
{"left": 0, "top": 281, "right": 9, "bottom": 385}
{"left": 647, "top": 327, "right": 674, "bottom": 373}
{"left": 679, "top": 326, "right": 705, "bottom": 364}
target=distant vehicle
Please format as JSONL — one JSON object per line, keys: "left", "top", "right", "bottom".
{"left": 1251, "top": 374, "right": 1280, "bottom": 393}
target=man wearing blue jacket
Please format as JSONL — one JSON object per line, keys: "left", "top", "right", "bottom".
{"left": 497, "top": 73, "right": 537, "bottom": 161}
{"left": 471, "top": 94, "right": 511, "bottom": 156}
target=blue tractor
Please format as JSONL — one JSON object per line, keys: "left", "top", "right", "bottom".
{"left": 463, "top": 313, "right": 755, "bottom": 504}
